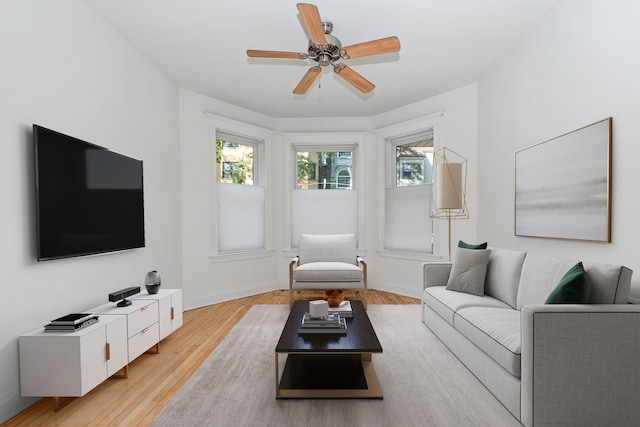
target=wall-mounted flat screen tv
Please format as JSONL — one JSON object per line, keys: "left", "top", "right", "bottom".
{"left": 33, "top": 125, "right": 145, "bottom": 261}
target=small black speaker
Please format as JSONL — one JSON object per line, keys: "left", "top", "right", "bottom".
{"left": 108, "top": 286, "right": 140, "bottom": 307}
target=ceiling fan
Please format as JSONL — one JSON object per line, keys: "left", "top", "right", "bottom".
{"left": 246, "top": 3, "right": 401, "bottom": 95}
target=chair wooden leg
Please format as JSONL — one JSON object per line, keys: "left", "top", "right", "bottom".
{"left": 289, "top": 258, "right": 297, "bottom": 309}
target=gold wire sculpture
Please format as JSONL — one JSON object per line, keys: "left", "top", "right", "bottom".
{"left": 430, "top": 147, "right": 469, "bottom": 261}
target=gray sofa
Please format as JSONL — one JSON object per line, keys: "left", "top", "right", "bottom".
{"left": 422, "top": 247, "right": 640, "bottom": 426}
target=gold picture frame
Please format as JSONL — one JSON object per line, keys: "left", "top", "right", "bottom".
{"left": 514, "top": 117, "right": 612, "bottom": 242}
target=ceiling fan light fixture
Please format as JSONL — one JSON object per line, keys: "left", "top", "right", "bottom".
{"left": 307, "top": 25, "right": 341, "bottom": 67}
{"left": 246, "top": 3, "right": 400, "bottom": 95}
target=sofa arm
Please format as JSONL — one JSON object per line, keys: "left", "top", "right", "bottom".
{"left": 520, "top": 304, "right": 640, "bottom": 427}
{"left": 422, "top": 262, "right": 452, "bottom": 289}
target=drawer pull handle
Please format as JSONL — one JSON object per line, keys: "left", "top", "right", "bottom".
{"left": 141, "top": 306, "right": 149, "bottom": 311}
{"left": 142, "top": 327, "right": 151, "bottom": 334}
{"left": 106, "top": 343, "right": 111, "bottom": 361}
{"left": 171, "top": 307, "right": 175, "bottom": 320}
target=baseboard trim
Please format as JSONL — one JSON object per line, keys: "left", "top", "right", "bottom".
{"left": 184, "top": 282, "right": 279, "bottom": 310}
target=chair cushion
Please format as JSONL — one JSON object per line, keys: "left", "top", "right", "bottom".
{"left": 299, "top": 234, "right": 357, "bottom": 265}
{"left": 293, "top": 262, "right": 363, "bottom": 282}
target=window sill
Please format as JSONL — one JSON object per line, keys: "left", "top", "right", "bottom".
{"left": 377, "top": 249, "right": 445, "bottom": 262}
{"left": 209, "top": 249, "right": 274, "bottom": 263}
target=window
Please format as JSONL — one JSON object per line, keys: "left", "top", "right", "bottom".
{"left": 284, "top": 134, "right": 363, "bottom": 249}
{"left": 296, "top": 150, "right": 354, "bottom": 189}
{"left": 214, "top": 129, "right": 264, "bottom": 252}
{"left": 383, "top": 128, "right": 436, "bottom": 253}
{"left": 216, "top": 135, "right": 254, "bottom": 185}
{"left": 394, "top": 131, "right": 434, "bottom": 186}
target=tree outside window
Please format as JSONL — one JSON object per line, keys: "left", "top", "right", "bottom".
{"left": 297, "top": 150, "right": 353, "bottom": 189}
{"left": 216, "top": 139, "right": 254, "bottom": 185}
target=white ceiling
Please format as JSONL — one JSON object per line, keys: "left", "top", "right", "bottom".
{"left": 86, "top": 0, "right": 558, "bottom": 118}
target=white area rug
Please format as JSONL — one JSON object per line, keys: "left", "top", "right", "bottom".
{"left": 151, "top": 304, "right": 520, "bottom": 427}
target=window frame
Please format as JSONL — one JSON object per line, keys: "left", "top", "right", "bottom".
{"left": 205, "top": 113, "right": 273, "bottom": 261}
{"left": 375, "top": 113, "right": 444, "bottom": 260}
{"left": 282, "top": 132, "right": 367, "bottom": 252}
{"left": 388, "top": 130, "right": 434, "bottom": 188}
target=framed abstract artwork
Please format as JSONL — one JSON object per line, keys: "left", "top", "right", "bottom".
{"left": 514, "top": 117, "right": 612, "bottom": 242}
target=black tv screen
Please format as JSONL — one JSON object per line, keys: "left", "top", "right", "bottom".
{"left": 33, "top": 125, "right": 145, "bottom": 261}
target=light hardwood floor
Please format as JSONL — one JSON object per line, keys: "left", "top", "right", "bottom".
{"left": 4, "top": 289, "right": 419, "bottom": 426}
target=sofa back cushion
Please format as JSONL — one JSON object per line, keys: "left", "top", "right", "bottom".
{"left": 517, "top": 253, "right": 632, "bottom": 309}
{"left": 484, "top": 248, "right": 527, "bottom": 309}
{"left": 517, "top": 254, "right": 582, "bottom": 309}
{"left": 582, "top": 261, "right": 632, "bottom": 304}
{"left": 299, "top": 234, "right": 357, "bottom": 265}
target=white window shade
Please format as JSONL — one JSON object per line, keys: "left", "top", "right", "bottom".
{"left": 291, "top": 189, "right": 358, "bottom": 247}
{"left": 217, "top": 184, "right": 265, "bottom": 251}
{"left": 384, "top": 185, "right": 432, "bottom": 252}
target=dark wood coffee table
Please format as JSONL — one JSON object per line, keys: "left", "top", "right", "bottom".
{"left": 275, "top": 300, "right": 383, "bottom": 399}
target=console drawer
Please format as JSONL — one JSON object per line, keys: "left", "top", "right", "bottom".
{"left": 128, "top": 322, "right": 159, "bottom": 361}
{"left": 127, "top": 301, "right": 158, "bottom": 337}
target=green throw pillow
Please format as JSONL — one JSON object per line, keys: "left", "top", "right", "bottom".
{"left": 458, "top": 240, "right": 488, "bottom": 250}
{"left": 545, "top": 262, "right": 592, "bottom": 304}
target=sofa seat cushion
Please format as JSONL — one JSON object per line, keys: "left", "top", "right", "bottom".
{"left": 423, "top": 286, "right": 512, "bottom": 325}
{"left": 293, "top": 262, "right": 363, "bottom": 282}
{"left": 454, "top": 307, "right": 521, "bottom": 377}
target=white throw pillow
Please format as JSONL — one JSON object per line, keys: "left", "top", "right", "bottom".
{"left": 446, "top": 247, "right": 490, "bottom": 296}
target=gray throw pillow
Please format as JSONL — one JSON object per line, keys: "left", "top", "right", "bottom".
{"left": 446, "top": 247, "right": 490, "bottom": 296}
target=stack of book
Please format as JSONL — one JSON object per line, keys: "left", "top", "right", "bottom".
{"left": 298, "top": 313, "right": 347, "bottom": 335}
{"left": 44, "top": 313, "right": 99, "bottom": 332}
{"left": 328, "top": 300, "right": 353, "bottom": 318}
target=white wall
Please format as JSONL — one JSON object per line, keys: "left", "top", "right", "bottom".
{"left": 477, "top": 0, "right": 640, "bottom": 300}
{"left": 179, "top": 89, "right": 280, "bottom": 309}
{"left": 0, "top": 1, "right": 181, "bottom": 421}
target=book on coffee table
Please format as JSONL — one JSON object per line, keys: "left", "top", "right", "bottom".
{"left": 298, "top": 316, "right": 347, "bottom": 335}
{"left": 328, "top": 301, "right": 353, "bottom": 318}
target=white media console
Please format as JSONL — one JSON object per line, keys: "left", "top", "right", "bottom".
{"left": 19, "top": 288, "right": 183, "bottom": 410}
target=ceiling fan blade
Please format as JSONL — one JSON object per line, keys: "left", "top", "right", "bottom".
{"left": 340, "top": 36, "right": 401, "bottom": 59}
{"left": 297, "top": 3, "right": 327, "bottom": 46}
{"left": 247, "top": 50, "right": 308, "bottom": 60}
{"left": 333, "top": 64, "right": 375, "bottom": 93}
{"left": 293, "top": 66, "right": 322, "bottom": 94}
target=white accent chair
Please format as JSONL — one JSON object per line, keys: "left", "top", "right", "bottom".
{"left": 289, "top": 234, "right": 367, "bottom": 309}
